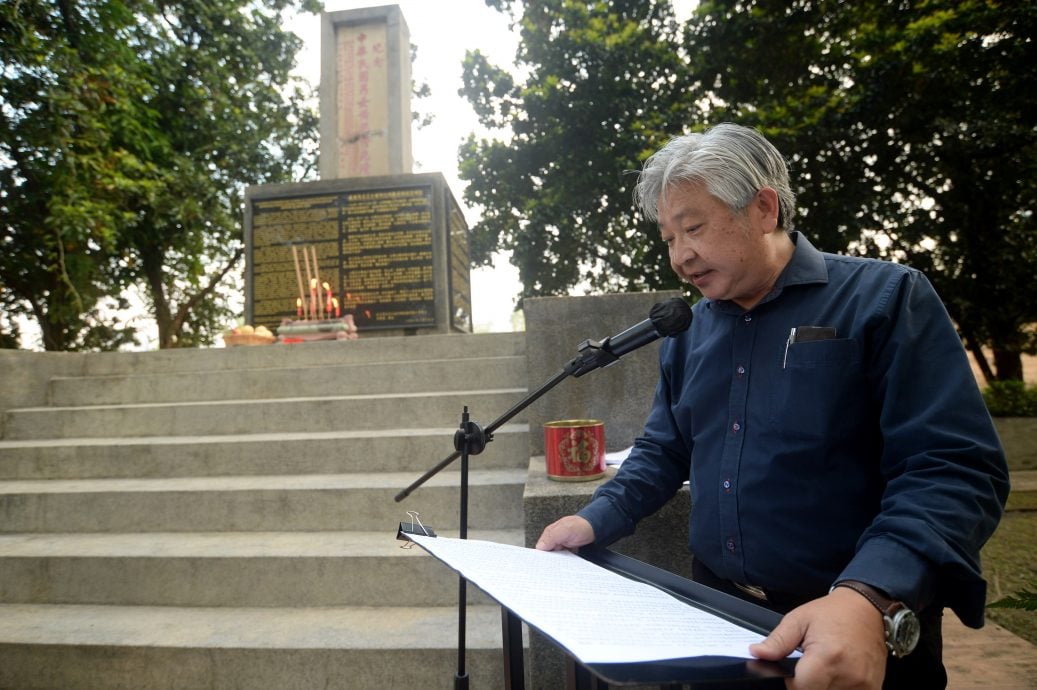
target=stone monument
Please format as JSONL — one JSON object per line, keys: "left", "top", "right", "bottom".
{"left": 319, "top": 5, "right": 413, "bottom": 178}
{"left": 244, "top": 5, "right": 471, "bottom": 336}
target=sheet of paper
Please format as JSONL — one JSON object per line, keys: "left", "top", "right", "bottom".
{"left": 604, "top": 446, "right": 632, "bottom": 466}
{"left": 410, "top": 534, "right": 783, "bottom": 664}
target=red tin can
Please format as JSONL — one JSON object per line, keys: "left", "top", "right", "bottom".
{"left": 544, "top": 419, "right": 606, "bottom": 481}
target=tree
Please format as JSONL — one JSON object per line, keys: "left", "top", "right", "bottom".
{"left": 464, "top": 0, "right": 1037, "bottom": 383}
{"left": 686, "top": 0, "right": 1037, "bottom": 382}
{"left": 459, "top": 0, "right": 692, "bottom": 298}
{"left": 1, "top": 0, "right": 320, "bottom": 350}
{"left": 1, "top": 0, "right": 154, "bottom": 350}
{"left": 117, "top": 0, "right": 321, "bottom": 349}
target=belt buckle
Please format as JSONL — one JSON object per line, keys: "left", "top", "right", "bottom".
{"left": 733, "top": 581, "right": 769, "bottom": 602}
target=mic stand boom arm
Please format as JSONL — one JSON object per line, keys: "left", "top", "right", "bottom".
{"left": 395, "top": 295, "right": 692, "bottom": 501}
{"left": 393, "top": 360, "right": 579, "bottom": 503}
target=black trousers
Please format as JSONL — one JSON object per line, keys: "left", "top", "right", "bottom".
{"left": 691, "top": 559, "right": 948, "bottom": 690}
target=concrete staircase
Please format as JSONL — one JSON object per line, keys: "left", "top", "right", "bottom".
{"left": 0, "top": 333, "right": 529, "bottom": 689}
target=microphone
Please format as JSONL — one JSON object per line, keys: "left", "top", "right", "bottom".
{"left": 566, "top": 297, "right": 692, "bottom": 377}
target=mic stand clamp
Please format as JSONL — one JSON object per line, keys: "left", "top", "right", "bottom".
{"left": 569, "top": 337, "right": 619, "bottom": 377}
{"left": 454, "top": 417, "right": 488, "bottom": 457}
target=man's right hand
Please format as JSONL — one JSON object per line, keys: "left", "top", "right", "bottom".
{"left": 535, "top": 515, "right": 596, "bottom": 552}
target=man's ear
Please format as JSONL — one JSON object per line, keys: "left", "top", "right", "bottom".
{"left": 751, "top": 187, "right": 780, "bottom": 233}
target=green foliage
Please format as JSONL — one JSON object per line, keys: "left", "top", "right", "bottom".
{"left": 990, "top": 587, "right": 1037, "bottom": 612}
{"left": 464, "top": 1, "right": 1037, "bottom": 378}
{"left": 1, "top": 0, "right": 321, "bottom": 350}
{"left": 459, "top": 0, "right": 691, "bottom": 299}
{"left": 1, "top": 0, "right": 156, "bottom": 349}
{"left": 983, "top": 381, "right": 1037, "bottom": 417}
{"left": 688, "top": 0, "right": 1037, "bottom": 383}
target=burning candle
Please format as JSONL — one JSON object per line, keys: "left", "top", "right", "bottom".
{"left": 296, "top": 297, "right": 303, "bottom": 318}
{"left": 333, "top": 297, "right": 340, "bottom": 318}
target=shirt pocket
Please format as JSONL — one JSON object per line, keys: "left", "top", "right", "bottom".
{"left": 769, "top": 338, "right": 867, "bottom": 441}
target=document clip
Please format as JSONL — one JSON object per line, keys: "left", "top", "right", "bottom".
{"left": 397, "top": 511, "right": 436, "bottom": 548}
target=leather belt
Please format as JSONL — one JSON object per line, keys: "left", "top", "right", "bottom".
{"left": 732, "top": 581, "right": 770, "bottom": 602}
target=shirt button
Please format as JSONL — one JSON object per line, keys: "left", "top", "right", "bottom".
{"left": 736, "top": 365, "right": 745, "bottom": 376}
{"left": 732, "top": 421, "right": 741, "bottom": 432}
{"left": 722, "top": 479, "right": 732, "bottom": 491}
{"left": 726, "top": 538, "right": 736, "bottom": 552}
{"left": 743, "top": 314, "right": 752, "bottom": 322}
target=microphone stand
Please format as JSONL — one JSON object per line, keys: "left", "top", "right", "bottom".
{"left": 394, "top": 336, "right": 620, "bottom": 689}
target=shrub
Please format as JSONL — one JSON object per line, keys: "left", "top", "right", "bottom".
{"left": 983, "top": 381, "right": 1037, "bottom": 417}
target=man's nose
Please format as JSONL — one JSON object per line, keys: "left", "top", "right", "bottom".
{"left": 671, "top": 236, "right": 695, "bottom": 264}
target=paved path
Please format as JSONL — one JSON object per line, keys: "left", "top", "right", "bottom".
{"left": 945, "top": 614, "right": 1037, "bottom": 689}
{"left": 1010, "top": 469, "right": 1037, "bottom": 492}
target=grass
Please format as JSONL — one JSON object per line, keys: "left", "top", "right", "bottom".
{"left": 982, "top": 476, "right": 1037, "bottom": 644}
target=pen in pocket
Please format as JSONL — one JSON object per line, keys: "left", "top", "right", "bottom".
{"left": 783, "top": 326, "right": 837, "bottom": 368}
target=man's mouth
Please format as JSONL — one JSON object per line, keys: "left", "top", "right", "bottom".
{"left": 688, "top": 269, "right": 712, "bottom": 285}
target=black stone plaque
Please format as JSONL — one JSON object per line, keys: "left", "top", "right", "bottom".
{"left": 245, "top": 174, "right": 471, "bottom": 334}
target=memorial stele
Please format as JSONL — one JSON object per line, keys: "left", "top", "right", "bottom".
{"left": 244, "top": 4, "right": 472, "bottom": 336}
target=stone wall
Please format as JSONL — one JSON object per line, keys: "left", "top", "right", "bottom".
{"left": 521, "top": 291, "right": 683, "bottom": 458}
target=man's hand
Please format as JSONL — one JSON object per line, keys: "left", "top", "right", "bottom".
{"left": 750, "top": 586, "right": 888, "bottom": 690}
{"left": 535, "top": 515, "right": 595, "bottom": 552}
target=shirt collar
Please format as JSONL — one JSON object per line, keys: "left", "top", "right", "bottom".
{"left": 708, "top": 231, "right": 829, "bottom": 313}
{"left": 776, "top": 231, "right": 828, "bottom": 290}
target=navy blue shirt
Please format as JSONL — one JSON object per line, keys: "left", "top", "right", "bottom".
{"left": 578, "top": 233, "right": 1009, "bottom": 627}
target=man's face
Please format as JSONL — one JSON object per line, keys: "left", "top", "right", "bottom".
{"left": 657, "top": 181, "right": 776, "bottom": 310}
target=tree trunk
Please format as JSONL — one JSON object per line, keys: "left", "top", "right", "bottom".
{"left": 993, "top": 347, "right": 1024, "bottom": 383}
{"left": 966, "top": 340, "right": 996, "bottom": 388}
{"left": 141, "top": 249, "right": 173, "bottom": 349}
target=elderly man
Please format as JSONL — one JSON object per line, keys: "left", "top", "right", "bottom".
{"left": 536, "top": 123, "right": 1009, "bottom": 689}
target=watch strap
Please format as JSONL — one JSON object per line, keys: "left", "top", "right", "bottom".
{"left": 832, "top": 580, "right": 920, "bottom": 658}
{"left": 832, "top": 580, "right": 900, "bottom": 617}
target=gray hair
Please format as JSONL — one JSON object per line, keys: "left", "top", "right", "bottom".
{"left": 634, "top": 123, "right": 796, "bottom": 230}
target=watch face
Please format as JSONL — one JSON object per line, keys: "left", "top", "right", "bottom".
{"left": 889, "top": 609, "right": 921, "bottom": 658}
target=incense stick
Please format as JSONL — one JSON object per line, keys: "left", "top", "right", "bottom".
{"left": 290, "top": 244, "right": 306, "bottom": 319}
{"left": 310, "top": 245, "right": 324, "bottom": 320}
{"left": 301, "top": 243, "right": 315, "bottom": 320}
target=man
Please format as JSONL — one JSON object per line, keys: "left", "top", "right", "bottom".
{"left": 536, "top": 123, "right": 1009, "bottom": 689}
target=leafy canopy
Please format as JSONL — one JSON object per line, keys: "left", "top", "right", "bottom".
{"left": 461, "top": 0, "right": 1037, "bottom": 382}
{"left": 1, "top": 0, "right": 321, "bottom": 350}
{"left": 460, "top": 0, "right": 692, "bottom": 297}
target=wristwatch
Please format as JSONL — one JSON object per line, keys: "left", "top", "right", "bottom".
{"left": 832, "top": 580, "right": 921, "bottom": 658}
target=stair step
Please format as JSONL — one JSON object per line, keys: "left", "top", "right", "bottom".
{"left": 74, "top": 332, "right": 525, "bottom": 376}
{"left": 0, "top": 469, "right": 527, "bottom": 533}
{"left": 0, "top": 603, "right": 514, "bottom": 690}
{"left": 0, "top": 424, "right": 529, "bottom": 479}
{"left": 0, "top": 332, "right": 532, "bottom": 689}
{"left": 49, "top": 355, "right": 527, "bottom": 406}
{"left": 0, "top": 529, "right": 523, "bottom": 607}
{"left": 3, "top": 389, "right": 528, "bottom": 440}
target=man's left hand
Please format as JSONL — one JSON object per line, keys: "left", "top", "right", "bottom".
{"left": 749, "top": 586, "right": 888, "bottom": 690}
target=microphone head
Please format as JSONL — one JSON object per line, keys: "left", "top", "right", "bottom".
{"left": 649, "top": 298, "right": 692, "bottom": 337}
